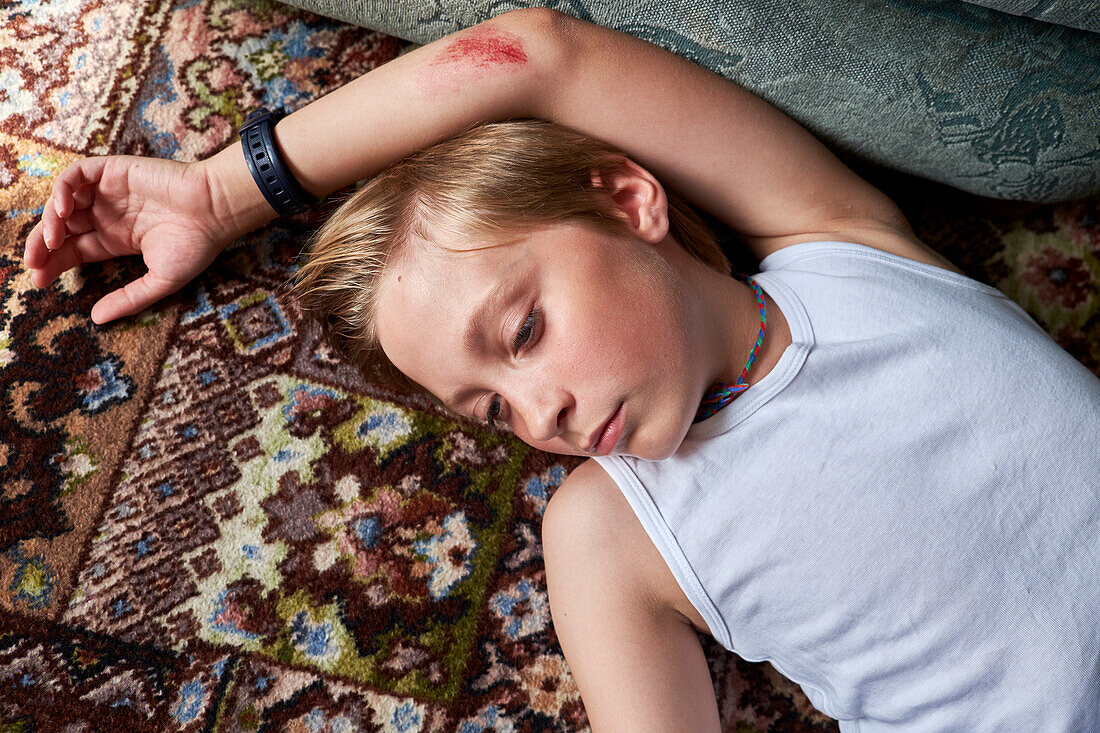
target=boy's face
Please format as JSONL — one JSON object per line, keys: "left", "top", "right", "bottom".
{"left": 373, "top": 220, "right": 712, "bottom": 461}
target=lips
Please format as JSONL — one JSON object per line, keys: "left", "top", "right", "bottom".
{"left": 587, "top": 402, "right": 625, "bottom": 455}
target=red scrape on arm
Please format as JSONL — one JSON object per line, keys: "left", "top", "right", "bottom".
{"left": 433, "top": 28, "right": 529, "bottom": 69}
{"left": 416, "top": 27, "right": 530, "bottom": 97}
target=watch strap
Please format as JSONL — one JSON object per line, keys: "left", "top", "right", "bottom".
{"left": 239, "top": 107, "right": 315, "bottom": 217}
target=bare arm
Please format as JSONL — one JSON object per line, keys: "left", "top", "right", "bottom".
{"left": 28, "top": 6, "right": 954, "bottom": 323}
{"left": 539, "top": 13, "right": 958, "bottom": 269}
{"left": 543, "top": 460, "right": 722, "bottom": 732}
{"left": 25, "top": 7, "right": 571, "bottom": 323}
{"left": 203, "top": 7, "right": 568, "bottom": 238}
{"left": 207, "top": 6, "right": 954, "bottom": 269}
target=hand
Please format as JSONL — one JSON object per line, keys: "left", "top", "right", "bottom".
{"left": 23, "top": 155, "right": 246, "bottom": 324}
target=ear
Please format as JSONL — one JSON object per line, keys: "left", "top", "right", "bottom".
{"left": 591, "top": 157, "right": 669, "bottom": 245}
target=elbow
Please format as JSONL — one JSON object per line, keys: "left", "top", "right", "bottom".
{"left": 490, "top": 6, "right": 574, "bottom": 98}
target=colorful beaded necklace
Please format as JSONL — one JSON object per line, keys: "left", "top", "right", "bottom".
{"left": 693, "top": 276, "right": 767, "bottom": 423}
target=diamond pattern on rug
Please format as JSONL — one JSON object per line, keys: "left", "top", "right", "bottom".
{"left": 218, "top": 290, "right": 294, "bottom": 354}
{"left": 54, "top": 221, "right": 579, "bottom": 716}
{"left": 215, "top": 654, "right": 446, "bottom": 732}
{"left": 0, "top": 607, "right": 231, "bottom": 732}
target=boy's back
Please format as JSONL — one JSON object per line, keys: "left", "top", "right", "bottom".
{"left": 587, "top": 240, "right": 1100, "bottom": 731}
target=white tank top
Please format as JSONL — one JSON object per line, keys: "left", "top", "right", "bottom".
{"left": 595, "top": 242, "right": 1100, "bottom": 732}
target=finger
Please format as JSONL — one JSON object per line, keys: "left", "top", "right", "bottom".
{"left": 28, "top": 239, "right": 82, "bottom": 289}
{"left": 42, "top": 197, "right": 65, "bottom": 250}
{"left": 42, "top": 191, "right": 72, "bottom": 251}
{"left": 60, "top": 182, "right": 97, "bottom": 215}
{"left": 91, "top": 271, "right": 179, "bottom": 325}
{"left": 53, "top": 178, "right": 72, "bottom": 218}
{"left": 27, "top": 230, "right": 115, "bottom": 288}
{"left": 63, "top": 208, "right": 94, "bottom": 236}
{"left": 45, "top": 176, "right": 73, "bottom": 246}
{"left": 24, "top": 220, "right": 49, "bottom": 269}
{"left": 45, "top": 158, "right": 110, "bottom": 248}
{"left": 55, "top": 157, "right": 110, "bottom": 194}
{"left": 72, "top": 183, "right": 95, "bottom": 210}
{"left": 25, "top": 211, "right": 94, "bottom": 272}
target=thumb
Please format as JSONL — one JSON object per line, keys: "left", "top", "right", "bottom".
{"left": 90, "top": 272, "right": 180, "bottom": 325}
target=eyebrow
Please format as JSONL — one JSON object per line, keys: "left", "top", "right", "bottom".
{"left": 462, "top": 270, "right": 524, "bottom": 354}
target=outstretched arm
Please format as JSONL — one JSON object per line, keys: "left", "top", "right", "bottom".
{"left": 203, "top": 6, "right": 953, "bottom": 263}
{"left": 27, "top": 6, "right": 955, "bottom": 324}
{"left": 24, "top": 8, "right": 567, "bottom": 323}
{"left": 206, "top": 6, "right": 953, "bottom": 267}
{"left": 201, "top": 7, "right": 568, "bottom": 237}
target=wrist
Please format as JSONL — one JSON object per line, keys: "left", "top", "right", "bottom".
{"left": 199, "top": 142, "right": 280, "bottom": 245}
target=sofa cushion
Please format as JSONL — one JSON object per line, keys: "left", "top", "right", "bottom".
{"left": 959, "top": 0, "right": 1099, "bottom": 33}
{"left": 275, "top": 0, "right": 1100, "bottom": 202}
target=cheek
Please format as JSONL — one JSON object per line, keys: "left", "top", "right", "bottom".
{"left": 547, "top": 301, "right": 681, "bottom": 388}
{"left": 595, "top": 300, "right": 687, "bottom": 371}
{"left": 527, "top": 435, "right": 585, "bottom": 458}
{"left": 596, "top": 253, "right": 688, "bottom": 354}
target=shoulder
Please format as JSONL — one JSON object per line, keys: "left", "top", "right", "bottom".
{"left": 543, "top": 459, "right": 708, "bottom": 632}
{"left": 542, "top": 459, "right": 640, "bottom": 576}
{"left": 542, "top": 460, "right": 656, "bottom": 604}
{"left": 541, "top": 463, "right": 724, "bottom": 731}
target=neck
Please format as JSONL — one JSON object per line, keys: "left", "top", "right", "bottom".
{"left": 701, "top": 270, "right": 791, "bottom": 393}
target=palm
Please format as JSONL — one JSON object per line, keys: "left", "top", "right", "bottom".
{"left": 88, "top": 158, "right": 223, "bottom": 284}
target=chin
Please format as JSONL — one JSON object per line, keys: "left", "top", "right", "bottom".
{"left": 628, "top": 444, "right": 680, "bottom": 461}
{"left": 619, "top": 423, "right": 691, "bottom": 461}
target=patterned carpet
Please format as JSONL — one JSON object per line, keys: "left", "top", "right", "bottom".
{"left": 1, "top": 0, "right": 1097, "bottom": 731}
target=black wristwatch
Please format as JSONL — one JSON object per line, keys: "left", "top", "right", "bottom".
{"left": 239, "top": 107, "right": 316, "bottom": 217}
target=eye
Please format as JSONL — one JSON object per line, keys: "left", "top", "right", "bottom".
{"left": 512, "top": 307, "right": 541, "bottom": 355}
{"left": 484, "top": 395, "right": 502, "bottom": 427}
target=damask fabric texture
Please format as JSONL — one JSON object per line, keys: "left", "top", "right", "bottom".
{"left": 959, "top": 0, "right": 1100, "bottom": 33}
{"left": 275, "top": 0, "right": 1100, "bottom": 204}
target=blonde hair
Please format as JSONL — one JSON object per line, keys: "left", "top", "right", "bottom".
{"left": 288, "top": 118, "right": 730, "bottom": 393}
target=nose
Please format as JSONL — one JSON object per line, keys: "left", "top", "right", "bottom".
{"left": 512, "top": 382, "right": 573, "bottom": 444}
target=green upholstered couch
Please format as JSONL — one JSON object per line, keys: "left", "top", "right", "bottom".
{"left": 275, "top": 0, "right": 1100, "bottom": 202}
